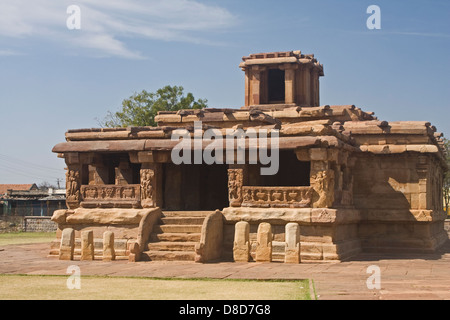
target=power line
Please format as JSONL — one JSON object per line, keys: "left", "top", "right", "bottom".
{"left": 0, "top": 163, "right": 63, "bottom": 182}
{"left": 0, "top": 153, "right": 63, "bottom": 173}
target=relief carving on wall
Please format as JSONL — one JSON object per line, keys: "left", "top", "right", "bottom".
{"left": 311, "top": 169, "right": 335, "bottom": 208}
{"left": 66, "top": 168, "right": 81, "bottom": 209}
{"left": 80, "top": 184, "right": 140, "bottom": 208}
{"left": 228, "top": 169, "right": 243, "bottom": 207}
{"left": 241, "top": 186, "right": 313, "bottom": 208}
{"left": 140, "top": 168, "right": 155, "bottom": 208}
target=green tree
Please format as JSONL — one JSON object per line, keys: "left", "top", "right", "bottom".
{"left": 101, "top": 85, "right": 208, "bottom": 127}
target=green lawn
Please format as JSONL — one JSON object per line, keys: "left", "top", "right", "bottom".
{"left": 0, "top": 232, "right": 314, "bottom": 300}
{"left": 0, "top": 232, "right": 56, "bottom": 246}
{"left": 0, "top": 275, "right": 312, "bottom": 300}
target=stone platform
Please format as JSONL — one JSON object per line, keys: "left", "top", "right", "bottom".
{"left": 2, "top": 239, "right": 450, "bottom": 300}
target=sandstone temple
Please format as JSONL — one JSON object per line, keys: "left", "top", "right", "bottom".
{"left": 50, "top": 50, "right": 448, "bottom": 263}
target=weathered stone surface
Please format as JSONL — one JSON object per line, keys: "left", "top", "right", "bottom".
{"left": 59, "top": 228, "right": 75, "bottom": 260}
{"left": 255, "top": 223, "right": 272, "bottom": 262}
{"left": 102, "top": 231, "right": 115, "bottom": 261}
{"left": 50, "top": 49, "right": 447, "bottom": 264}
{"left": 284, "top": 223, "right": 300, "bottom": 263}
{"left": 51, "top": 209, "right": 67, "bottom": 224}
{"left": 66, "top": 208, "right": 150, "bottom": 225}
{"left": 233, "top": 221, "right": 250, "bottom": 262}
{"left": 195, "top": 210, "right": 224, "bottom": 263}
{"left": 80, "top": 230, "right": 94, "bottom": 261}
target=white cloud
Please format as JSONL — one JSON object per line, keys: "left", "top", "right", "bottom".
{"left": 0, "top": 0, "right": 237, "bottom": 59}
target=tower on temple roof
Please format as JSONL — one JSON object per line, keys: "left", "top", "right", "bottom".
{"left": 239, "top": 50, "right": 324, "bottom": 108}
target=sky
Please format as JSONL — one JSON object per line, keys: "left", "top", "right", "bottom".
{"left": 0, "top": 0, "right": 449, "bottom": 186}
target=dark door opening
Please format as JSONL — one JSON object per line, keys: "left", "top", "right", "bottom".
{"left": 163, "top": 163, "right": 229, "bottom": 211}
{"left": 247, "top": 150, "right": 310, "bottom": 187}
{"left": 268, "top": 69, "right": 285, "bottom": 103}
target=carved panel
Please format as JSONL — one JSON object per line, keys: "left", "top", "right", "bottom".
{"left": 66, "top": 167, "right": 81, "bottom": 210}
{"left": 80, "top": 184, "right": 141, "bottom": 208}
{"left": 140, "top": 168, "right": 155, "bottom": 208}
{"left": 241, "top": 186, "right": 313, "bottom": 208}
{"left": 228, "top": 169, "right": 243, "bottom": 207}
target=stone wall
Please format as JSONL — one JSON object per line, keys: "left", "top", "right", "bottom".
{"left": 23, "top": 216, "right": 57, "bottom": 232}
{"left": 353, "top": 153, "right": 448, "bottom": 253}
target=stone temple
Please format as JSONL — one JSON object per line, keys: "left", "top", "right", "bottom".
{"left": 50, "top": 50, "right": 448, "bottom": 263}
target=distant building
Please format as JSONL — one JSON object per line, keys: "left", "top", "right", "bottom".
{"left": 0, "top": 184, "right": 66, "bottom": 216}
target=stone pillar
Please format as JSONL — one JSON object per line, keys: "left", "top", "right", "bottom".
{"left": 280, "top": 64, "right": 297, "bottom": 104}
{"left": 255, "top": 222, "right": 272, "bottom": 262}
{"left": 80, "top": 230, "right": 94, "bottom": 261}
{"left": 65, "top": 165, "right": 81, "bottom": 210}
{"left": 233, "top": 221, "right": 250, "bottom": 262}
{"left": 251, "top": 69, "right": 261, "bottom": 105}
{"left": 228, "top": 168, "right": 244, "bottom": 207}
{"left": 284, "top": 68, "right": 295, "bottom": 104}
{"left": 285, "top": 223, "right": 301, "bottom": 264}
{"left": 59, "top": 228, "right": 75, "bottom": 260}
{"left": 103, "top": 231, "right": 115, "bottom": 262}
{"left": 244, "top": 68, "right": 250, "bottom": 107}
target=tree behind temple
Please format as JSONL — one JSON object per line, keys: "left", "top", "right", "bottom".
{"left": 100, "top": 85, "right": 208, "bottom": 127}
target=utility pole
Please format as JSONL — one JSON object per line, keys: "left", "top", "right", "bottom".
{"left": 56, "top": 178, "right": 62, "bottom": 189}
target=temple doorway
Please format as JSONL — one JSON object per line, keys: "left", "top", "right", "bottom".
{"left": 162, "top": 163, "right": 229, "bottom": 211}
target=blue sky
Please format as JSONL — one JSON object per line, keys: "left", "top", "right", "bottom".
{"left": 0, "top": 0, "right": 449, "bottom": 185}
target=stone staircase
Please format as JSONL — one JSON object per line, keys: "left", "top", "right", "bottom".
{"left": 141, "top": 211, "right": 212, "bottom": 261}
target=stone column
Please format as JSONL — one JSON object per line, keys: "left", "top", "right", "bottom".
{"left": 65, "top": 165, "right": 82, "bottom": 210}
{"left": 59, "top": 228, "right": 75, "bottom": 260}
{"left": 244, "top": 68, "right": 250, "bottom": 107}
{"left": 80, "top": 230, "right": 94, "bottom": 261}
{"left": 140, "top": 162, "right": 162, "bottom": 208}
{"left": 285, "top": 223, "right": 301, "bottom": 263}
{"left": 228, "top": 167, "right": 245, "bottom": 207}
{"left": 280, "top": 64, "right": 297, "bottom": 104}
{"left": 255, "top": 222, "right": 272, "bottom": 262}
{"left": 233, "top": 221, "right": 250, "bottom": 262}
{"left": 103, "top": 231, "right": 115, "bottom": 261}
{"left": 251, "top": 68, "right": 261, "bottom": 105}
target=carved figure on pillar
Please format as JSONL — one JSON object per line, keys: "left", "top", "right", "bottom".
{"left": 66, "top": 168, "right": 81, "bottom": 209}
{"left": 228, "top": 169, "right": 243, "bottom": 207}
{"left": 140, "top": 169, "right": 155, "bottom": 208}
{"left": 311, "top": 169, "right": 335, "bottom": 208}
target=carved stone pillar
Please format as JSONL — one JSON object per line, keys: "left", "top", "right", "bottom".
{"left": 255, "top": 222, "right": 272, "bottom": 262}
{"left": 140, "top": 163, "right": 162, "bottom": 208}
{"left": 310, "top": 161, "right": 335, "bottom": 208}
{"left": 228, "top": 167, "right": 245, "bottom": 207}
{"left": 233, "top": 221, "right": 250, "bottom": 262}
{"left": 65, "top": 165, "right": 82, "bottom": 210}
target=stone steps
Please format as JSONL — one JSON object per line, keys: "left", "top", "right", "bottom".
{"left": 147, "top": 241, "right": 197, "bottom": 252}
{"left": 149, "top": 232, "right": 201, "bottom": 242}
{"left": 153, "top": 224, "right": 203, "bottom": 234}
{"left": 160, "top": 217, "right": 206, "bottom": 225}
{"left": 142, "top": 211, "right": 212, "bottom": 261}
{"left": 140, "top": 250, "right": 196, "bottom": 261}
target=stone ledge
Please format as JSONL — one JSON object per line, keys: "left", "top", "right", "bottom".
{"left": 359, "top": 209, "right": 447, "bottom": 222}
{"left": 51, "top": 208, "right": 159, "bottom": 225}
{"left": 222, "top": 207, "right": 360, "bottom": 225}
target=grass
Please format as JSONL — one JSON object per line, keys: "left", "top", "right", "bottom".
{"left": 0, "top": 275, "right": 311, "bottom": 300}
{"left": 0, "top": 232, "right": 56, "bottom": 246}
{"left": 0, "top": 233, "right": 314, "bottom": 300}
